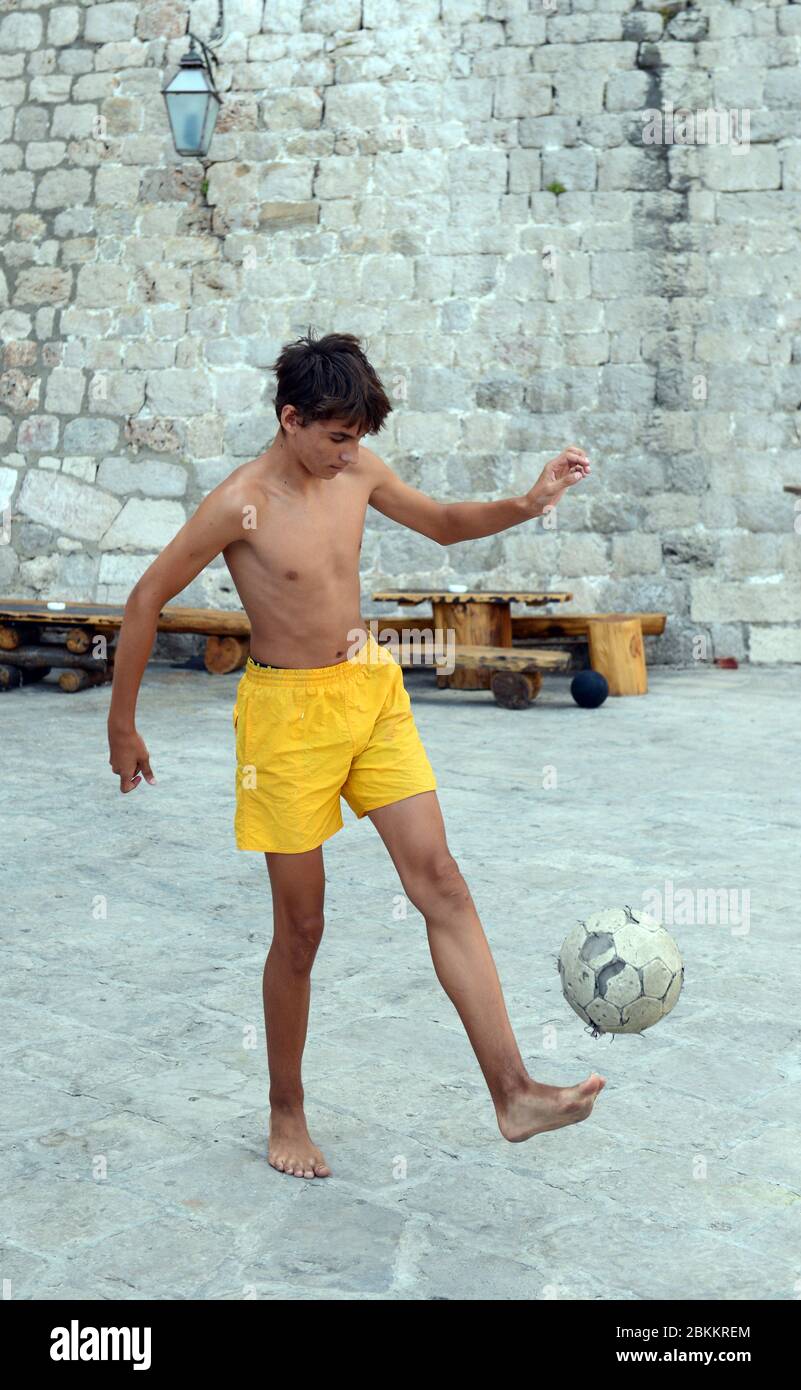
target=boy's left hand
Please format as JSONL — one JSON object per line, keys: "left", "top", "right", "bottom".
{"left": 526, "top": 446, "right": 591, "bottom": 513}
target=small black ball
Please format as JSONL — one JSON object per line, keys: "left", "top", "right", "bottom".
{"left": 571, "top": 669, "right": 609, "bottom": 708}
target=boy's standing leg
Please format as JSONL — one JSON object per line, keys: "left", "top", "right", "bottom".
{"left": 367, "top": 792, "right": 606, "bottom": 1139}
{"left": 262, "top": 846, "right": 332, "bottom": 1178}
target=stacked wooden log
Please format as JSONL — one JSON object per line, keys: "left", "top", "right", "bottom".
{"left": 0, "top": 618, "right": 116, "bottom": 692}
{"left": 0, "top": 599, "right": 252, "bottom": 692}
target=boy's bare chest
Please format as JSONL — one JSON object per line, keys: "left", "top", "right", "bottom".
{"left": 251, "top": 485, "right": 369, "bottom": 581}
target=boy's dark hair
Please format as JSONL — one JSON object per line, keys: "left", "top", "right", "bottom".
{"left": 271, "top": 328, "right": 392, "bottom": 436}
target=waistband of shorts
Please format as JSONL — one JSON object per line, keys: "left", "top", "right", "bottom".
{"left": 241, "top": 629, "right": 396, "bottom": 686}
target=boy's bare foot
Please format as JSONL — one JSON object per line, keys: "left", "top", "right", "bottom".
{"left": 268, "top": 1107, "right": 332, "bottom": 1178}
{"left": 496, "top": 1073, "right": 607, "bottom": 1143}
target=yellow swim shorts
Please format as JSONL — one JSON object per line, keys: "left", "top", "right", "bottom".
{"left": 232, "top": 630, "right": 438, "bottom": 853}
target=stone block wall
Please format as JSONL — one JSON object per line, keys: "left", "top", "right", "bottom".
{"left": 2, "top": 0, "right": 801, "bottom": 664}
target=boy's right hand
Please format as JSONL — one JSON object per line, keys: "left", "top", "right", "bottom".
{"left": 108, "top": 728, "right": 156, "bottom": 793}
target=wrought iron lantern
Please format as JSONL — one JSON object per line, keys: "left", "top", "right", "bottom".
{"left": 162, "top": 31, "right": 222, "bottom": 158}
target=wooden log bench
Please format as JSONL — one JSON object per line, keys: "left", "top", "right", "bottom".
{"left": 510, "top": 612, "right": 666, "bottom": 641}
{"left": 438, "top": 644, "right": 573, "bottom": 708}
{"left": 516, "top": 612, "right": 662, "bottom": 696}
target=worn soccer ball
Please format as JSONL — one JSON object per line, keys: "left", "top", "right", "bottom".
{"left": 558, "top": 906, "right": 684, "bottom": 1036}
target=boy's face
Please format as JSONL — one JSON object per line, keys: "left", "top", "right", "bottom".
{"left": 281, "top": 409, "right": 366, "bottom": 477}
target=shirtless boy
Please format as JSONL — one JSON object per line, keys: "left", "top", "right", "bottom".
{"left": 108, "top": 331, "right": 606, "bottom": 1180}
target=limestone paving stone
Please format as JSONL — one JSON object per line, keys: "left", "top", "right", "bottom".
{"left": 0, "top": 1175, "right": 163, "bottom": 1260}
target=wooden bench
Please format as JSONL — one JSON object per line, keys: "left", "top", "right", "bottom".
{"left": 510, "top": 612, "right": 666, "bottom": 641}
{"left": 439, "top": 644, "right": 573, "bottom": 708}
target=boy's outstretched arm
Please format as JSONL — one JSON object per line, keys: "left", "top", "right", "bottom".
{"left": 363, "top": 444, "right": 591, "bottom": 545}
{"left": 441, "top": 445, "right": 591, "bottom": 544}
{"left": 107, "top": 480, "right": 250, "bottom": 794}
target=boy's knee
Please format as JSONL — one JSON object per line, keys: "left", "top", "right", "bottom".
{"left": 274, "top": 912, "right": 325, "bottom": 971}
{"left": 406, "top": 855, "right": 471, "bottom": 913}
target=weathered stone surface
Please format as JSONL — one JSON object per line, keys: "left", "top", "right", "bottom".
{"left": 0, "top": 13, "right": 43, "bottom": 53}
{"left": 84, "top": 4, "right": 138, "bottom": 45}
{"left": 63, "top": 416, "right": 120, "bottom": 454}
{"left": 47, "top": 7, "right": 82, "bottom": 49}
{"left": 16, "top": 415, "right": 60, "bottom": 453}
{"left": 75, "top": 264, "right": 131, "bottom": 308}
{"left": 34, "top": 168, "right": 92, "bottom": 210}
{"left": 17, "top": 469, "right": 121, "bottom": 540}
{"left": 0, "top": 172, "right": 35, "bottom": 210}
{"left": 0, "top": 369, "right": 39, "bottom": 413}
{"left": 0, "top": 466, "right": 18, "bottom": 510}
{"left": 692, "top": 578, "right": 801, "bottom": 624}
{"left": 98, "top": 497, "right": 186, "bottom": 550}
{"left": 43, "top": 368, "right": 86, "bottom": 414}
{"left": 124, "top": 417, "right": 183, "bottom": 455}
{"left": 96, "top": 456, "right": 189, "bottom": 497}
{"left": 750, "top": 625, "right": 801, "bottom": 663}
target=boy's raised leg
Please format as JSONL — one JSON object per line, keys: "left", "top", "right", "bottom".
{"left": 367, "top": 793, "right": 606, "bottom": 1140}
